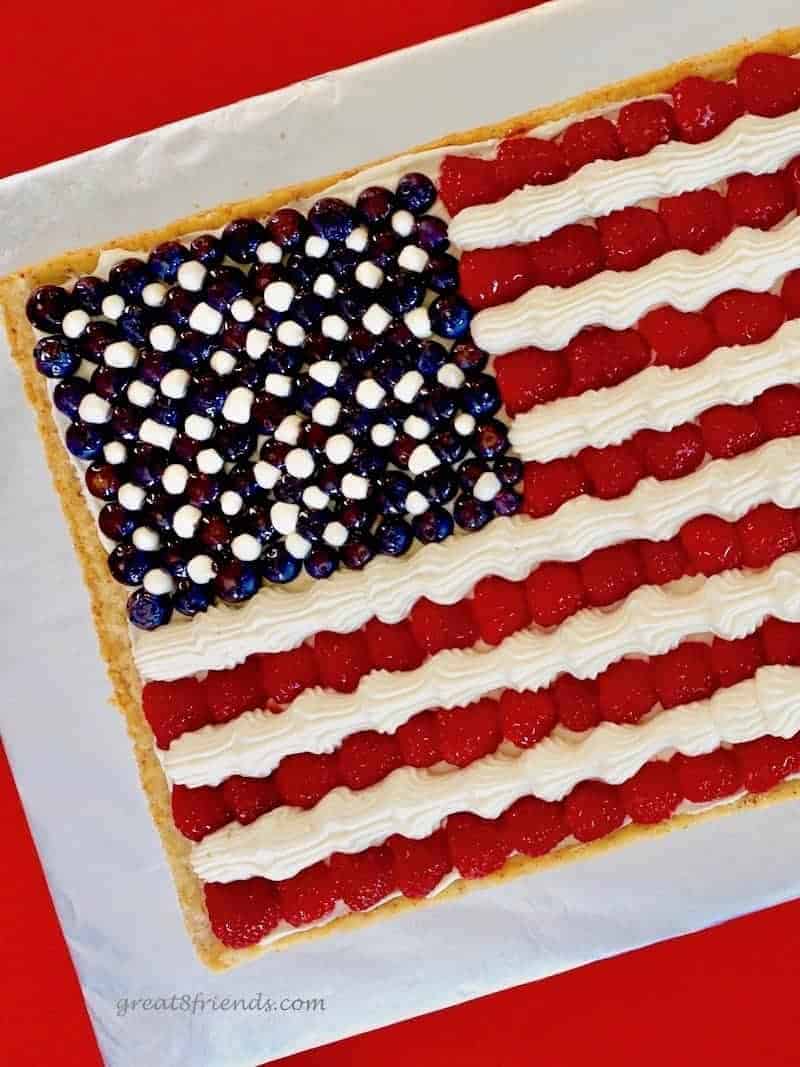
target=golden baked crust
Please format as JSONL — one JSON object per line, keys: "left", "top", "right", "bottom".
{"left": 3, "top": 25, "right": 800, "bottom": 970}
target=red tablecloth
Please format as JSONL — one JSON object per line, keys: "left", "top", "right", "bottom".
{"left": 3, "top": 5, "right": 800, "bottom": 1064}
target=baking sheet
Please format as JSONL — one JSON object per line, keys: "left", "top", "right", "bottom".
{"left": 3, "top": 1, "right": 800, "bottom": 1063}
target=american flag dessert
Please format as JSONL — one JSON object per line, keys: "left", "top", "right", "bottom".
{"left": 4, "top": 27, "right": 800, "bottom": 970}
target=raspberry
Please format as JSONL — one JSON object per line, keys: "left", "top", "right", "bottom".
{"left": 395, "top": 710, "right": 441, "bottom": 768}
{"left": 436, "top": 699, "right": 501, "bottom": 767}
{"left": 495, "top": 347, "right": 569, "bottom": 415}
{"left": 260, "top": 645, "right": 319, "bottom": 705}
{"left": 330, "top": 846, "right": 396, "bottom": 911}
{"left": 143, "top": 678, "right": 210, "bottom": 749}
{"left": 597, "top": 206, "right": 670, "bottom": 272}
{"left": 580, "top": 443, "right": 644, "bottom": 499}
{"left": 737, "top": 52, "right": 800, "bottom": 117}
{"left": 761, "top": 617, "right": 800, "bottom": 666}
{"left": 566, "top": 326, "right": 650, "bottom": 392}
{"left": 621, "top": 761, "right": 682, "bottom": 823}
{"left": 672, "top": 749, "right": 741, "bottom": 803}
{"left": 552, "top": 675, "right": 600, "bottom": 732}
{"left": 446, "top": 812, "right": 509, "bottom": 878}
{"left": 699, "top": 403, "right": 765, "bottom": 458}
{"left": 499, "top": 688, "right": 558, "bottom": 747}
{"left": 710, "top": 633, "right": 764, "bottom": 688}
{"left": 338, "top": 730, "right": 402, "bottom": 789}
{"left": 680, "top": 515, "right": 742, "bottom": 576}
{"left": 754, "top": 385, "right": 800, "bottom": 438}
{"left": 705, "top": 290, "right": 785, "bottom": 347}
{"left": 277, "top": 862, "right": 338, "bottom": 927}
{"left": 727, "top": 171, "right": 794, "bottom": 231}
{"left": 171, "top": 784, "right": 231, "bottom": 842}
{"left": 205, "top": 878, "right": 281, "bottom": 948}
{"left": 204, "top": 658, "right": 263, "bottom": 724}
{"left": 471, "top": 576, "right": 530, "bottom": 646}
{"left": 652, "top": 642, "right": 716, "bottom": 709}
{"left": 387, "top": 830, "right": 452, "bottom": 897}
{"left": 501, "top": 796, "right": 567, "bottom": 856}
{"left": 494, "top": 135, "right": 568, "bottom": 194}
{"left": 560, "top": 116, "right": 623, "bottom": 171}
{"left": 579, "top": 543, "right": 644, "bottom": 608}
{"left": 671, "top": 76, "right": 744, "bottom": 143}
{"left": 523, "top": 457, "right": 588, "bottom": 517}
{"left": 528, "top": 224, "right": 604, "bottom": 288}
{"left": 314, "top": 630, "right": 371, "bottom": 693}
{"left": 658, "top": 188, "right": 732, "bottom": 254}
{"left": 275, "top": 752, "right": 340, "bottom": 809}
{"left": 409, "top": 598, "right": 478, "bottom": 656}
{"left": 439, "top": 154, "right": 500, "bottom": 215}
{"left": 459, "top": 246, "right": 534, "bottom": 311}
{"left": 564, "top": 780, "right": 625, "bottom": 842}
{"left": 735, "top": 735, "right": 798, "bottom": 793}
{"left": 781, "top": 268, "right": 800, "bottom": 318}
{"left": 638, "top": 306, "right": 717, "bottom": 368}
{"left": 639, "top": 537, "right": 688, "bottom": 585}
{"left": 364, "top": 618, "right": 423, "bottom": 673}
{"left": 617, "top": 98, "right": 677, "bottom": 157}
{"left": 788, "top": 158, "right": 800, "bottom": 211}
{"left": 596, "top": 658, "right": 656, "bottom": 724}
{"left": 737, "top": 503, "right": 799, "bottom": 567}
{"left": 222, "top": 775, "right": 281, "bottom": 825}
{"left": 525, "top": 561, "right": 586, "bottom": 628}
{"left": 635, "top": 423, "right": 705, "bottom": 481}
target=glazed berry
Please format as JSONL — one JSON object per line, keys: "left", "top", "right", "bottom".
{"left": 617, "top": 98, "right": 677, "bottom": 157}
{"left": 110, "top": 403, "right": 142, "bottom": 442}
{"left": 108, "top": 543, "right": 151, "bottom": 585}
{"left": 197, "top": 514, "right": 232, "bottom": 552}
{"left": 78, "top": 321, "right": 120, "bottom": 362}
{"left": 383, "top": 275, "right": 425, "bottom": 315}
{"left": 336, "top": 285, "right": 371, "bottom": 323}
{"left": 396, "top": 172, "right": 437, "bottom": 215}
{"left": 415, "top": 214, "right": 449, "bottom": 253}
{"left": 560, "top": 116, "right": 623, "bottom": 171}
{"left": 357, "top": 185, "right": 395, "bottom": 226}
{"left": 163, "top": 287, "right": 197, "bottom": 329}
{"left": 461, "top": 374, "right": 500, "bottom": 417}
{"left": 369, "top": 229, "right": 400, "bottom": 270}
{"left": 658, "top": 188, "right": 732, "bottom": 254}
{"left": 426, "top": 253, "right": 459, "bottom": 294}
{"left": 205, "top": 267, "right": 247, "bottom": 311}
{"left": 137, "top": 348, "right": 171, "bottom": 385}
{"left": 727, "top": 171, "right": 794, "bottom": 231}
{"left": 453, "top": 494, "right": 492, "bottom": 530}
{"left": 500, "top": 689, "right": 557, "bottom": 747}
{"left": 266, "top": 208, "right": 307, "bottom": 250}
{"left": 150, "top": 397, "right": 182, "bottom": 429}
{"left": 108, "top": 258, "right": 151, "bottom": 301}
{"left": 53, "top": 377, "right": 90, "bottom": 419}
{"left": 459, "top": 246, "right": 533, "bottom": 311}
{"left": 446, "top": 812, "right": 509, "bottom": 879}
{"left": 670, "top": 76, "right": 744, "bottom": 144}
{"left": 214, "top": 559, "right": 260, "bottom": 602}
{"left": 305, "top": 544, "right": 339, "bottom": 579}
{"left": 495, "top": 455, "right": 524, "bottom": 486}
{"left": 26, "top": 284, "right": 74, "bottom": 332}
{"left": 338, "top": 731, "right": 402, "bottom": 789}
{"left": 186, "top": 473, "right": 221, "bottom": 508}
{"left": 127, "top": 588, "right": 173, "bottom": 629}
{"left": 564, "top": 780, "right": 625, "bottom": 842}
{"left": 330, "top": 847, "right": 396, "bottom": 912}
{"left": 72, "top": 276, "right": 110, "bottom": 315}
{"left": 190, "top": 234, "right": 224, "bottom": 266}
{"left": 222, "top": 217, "right": 266, "bottom": 263}
{"left": 33, "top": 336, "right": 79, "bottom": 378}
{"left": 473, "top": 419, "right": 509, "bottom": 460}
{"left": 85, "top": 462, "right": 123, "bottom": 501}
{"left": 261, "top": 544, "right": 302, "bottom": 583}
{"left": 416, "top": 466, "right": 458, "bottom": 504}
{"left": 621, "top": 761, "right": 681, "bottom": 824}
{"left": 494, "top": 489, "right": 522, "bottom": 516}
{"left": 93, "top": 365, "right": 134, "bottom": 401}
{"left": 341, "top": 535, "right": 375, "bottom": 569}
{"left": 375, "top": 518, "right": 413, "bottom": 556}
{"left": 118, "top": 304, "right": 152, "bottom": 346}
{"left": 495, "top": 135, "right": 569, "bottom": 193}
{"left": 597, "top": 206, "right": 670, "bottom": 272}
{"left": 309, "top": 197, "right": 357, "bottom": 242}
{"left": 148, "top": 240, "right": 190, "bottom": 282}
{"left": 187, "top": 374, "right": 226, "bottom": 417}
{"left": 451, "top": 341, "right": 488, "bottom": 374}
{"left": 706, "top": 290, "right": 785, "bottom": 347}
{"left": 439, "top": 154, "right": 500, "bottom": 214}
{"left": 736, "top": 52, "right": 800, "bottom": 117}
{"left": 501, "top": 796, "right": 567, "bottom": 857}
{"left": 66, "top": 421, "right": 106, "bottom": 460}
{"left": 98, "top": 501, "right": 136, "bottom": 542}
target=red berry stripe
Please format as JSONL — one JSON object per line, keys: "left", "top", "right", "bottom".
{"left": 204, "top": 729, "right": 800, "bottom": 947}
{"left": 439, "top": 52, "right": 800, "bottom": 217}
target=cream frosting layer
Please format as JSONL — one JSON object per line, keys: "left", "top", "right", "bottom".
{"left": 191, "top": 666, "right": 800, "bottom": 882}
{"left": 450, "top": 111, "right": 800, "bottom": 249}
{"left": 138, "top": 437, "right": 800, "bottom": 683}
{"left": 470, "top": 216, "right": 800, "bottom": 354}
{"left": 164, "top": 547, "right": 800, "bottom": 789}
{"left": 509, "top": 318, "right": 800, "bottom": 462}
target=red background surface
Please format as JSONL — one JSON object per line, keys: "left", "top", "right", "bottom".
{"left": 3, "top": 3, "right": 800, "bottom": 1064}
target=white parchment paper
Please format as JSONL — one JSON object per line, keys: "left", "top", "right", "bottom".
{"left": 3, "top": 2, "right": 800, "bottom": 1064}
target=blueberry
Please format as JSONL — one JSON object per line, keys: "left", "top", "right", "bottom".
{"left": 369, "top": 230, "right": 400, "bottom": 271}
{"left": 241, "top": 503, "right": 275, "bottom": 544}
{"left": 336, "top": 285, "right": 371, "bottom": 324}
{"left": 378, "top": 471, "right": 413, "bottom": 515}
{"left": 53, "top": 377, "right": 90, "bottom": 418}
{"left": 143, "top": 491, "right": 178, "bottom": 533}
{"left": 138, "top": 349, "right": 171, "bottom": 385}
{"left": 495, "top": 456, "right": 524, "bottom": 486}
{"left": 109, "top": 259, "right": 151, "bottom": 302}
{"left": 150, "top": 396, "right": 182, "bottom": 428}
{"left": 198, "top": 514, "right": 232, "bottom": 552}
{"left": 190, "top": 234, "right": 224, "bottom": 267}
{"left": 297, "top": 378, "right": 328, "bottom": 416}
{"left": 327, "top": 249, "right": 360, "bottom": 281}
{"left": 261, "top": 544, "right": 302, "bottom": 583}
{"left": 417, "top": 466, "right": 458, "bottom": 504}
{"left": 454, "top": 493, "right": 493, "bottom": 530}
{"left": 26, "top": 285, "right": 74, "bottom": 332}
{"left": 118, "top": 304, "right": 152, "bottom": 346}
{"left": 419, "top": 386, "right": 457, "bottom": 425}
{"left": 85, "top": 462, "right": 122, "bottom": 501}
{"left": 205, "top": 266, "right": 247, "bottom": 312}
{"left": 260, "top": 440, "right": 290, "bottom": 467}
{"left": 341, "top": 535, "right": 375, "bottom": 570}
{"left": 494, "top": 488, "right": 522, "bottom": 516}
{"left": 171, "top": 433, "right": 201, "bottom": 465}
{"left": 416, "top": 340, "right": 447, "bottom": 378}
{"left": 283, "top": 252, "right": 316, "bottom": 292}
{"left": 345, "top": 328, "right": 381, "bottom": 368}
{"left": 340, "top": 404, "right": 375, "bottom": 440}
{"left": 458, "top": 459, "right": 488, "bottom": 493}
{"left": 247, "top": 263, "right": 282, "bottom": 297}
{"left": 293, "top": 293, "right": 325, "bottom": 330}
{"left": 99, "top": 503, "right": 136, "bottom": 541}
{"left": 309, "top": 198, "right": 357, "bottom": 242}
{"left": 427, "top": 253, "right": 459, "bottom": 294}
{"left": 333, "top": 366, "right": 359, "bottom": 401}
{"left": 148, "top": 241, "right": 190, "bottom": 282}
{"left": 175, "top": 330, "right": 214, "bottom": 369}
{"left": 474, "top": 418, "right": 510, "bottom": 460}
{"left": 130, "top": 443, "right": 168, "bottom": 488}
{"left": 219, "top": 322, "right": 250, "bottom": 355}
{"left": 225, "top": 462, "right": 258, "bottom": 499}
{"left": 384, "top": 321, "right": 416, "bottom": 351}
{"left": 164, "top": 287, "right": 197, "bottom": 329}
{"left": 429, "top": 294, "right": 472, "bottom": 339}
{"left": 111, "top": 403, "right": 143, "bottom": 441}
{"left": 264, "top": 344, "right": 302, "bottom": 375}
{"left": 174, "top": 579, "right": 213, "bottom": 616}
{"left": 296, "top": 510, "right": 325, "bottom": 543}
{"left": 414, "top": 215, "right": 449, "bottom": 254}
{"left": 108, "top": 543, "right": 151, "bottom": 585}
{"left": 188, "top": 374, "right": 226, "bottom": 417}
{"left": 79, "top": 321, "right": 119, "bottom": 362}
{"left": 273, "top": 475, "right": 305, "bottom": 504}
{"left": 340, "top": 501, "right": 373, "bottom": 531}
{"left": 451, "top": 341, "right": 488, "bottom": 374}
{"left": 375, "top": 518, "right": 413, "bottom": 556}
{"left": 396, "top": 172, "right": 437, "bottom": 215}
{"left": 316, "top": 462, "right": 341, "bottom": 499}
{"left": 252, "top": 395, "right": 289, "bottom": 435}
{"left": 214, "top": 426, "right": 256, "bottom": 463}
{"left": 462, "top": 374, "right": 501, "bottom": 418}
{"left": 430, "top": 429, "right": 466, "bottom": 465}
{"left": 214, "top": 559, "right": 259, "bottom": 602}
{"left": 352, "top": 446, "right": 387, "bottom": 479}
{"left": 223, "top": 217, "right": 266, "bottom": 263}
{"left": 357, "top": 186, "right": 395, "bottom": 227}
{"left": 390, "top": 432, "right": 416, "bottom": 468}
{"left": 127, "top": 588, "right": 173, "bottom": 629}
{"left": 300, "top": 422, "right": 330, "bottom": 454}
{"left": 186, "top": 473, "right": 221, "bottom": 507}
{"left": 92, "top": 364, "right": 132, "bottom": 400}
{"left": 267, "top": 208, "right": 307, "bottom": 251}
{"left": 162, "top": 542, "right": 190, "bottom": 578}
{"left": 382, "top": 274, "right": 425, "bottom": 315}
{"left": 66, "top": 421, "right": 106, "bottom": 459}
{"left": 305, "top": 545, "right": 339, "bottom": 579}
{"left": 413, "top": 504, "right": 454, "bottom": 543}
{"left": 73, "top": 276, "right": 110, "bottom": 315}
{"left": 373, "top": 358, "right": 406, "bottom": 390}
{"left": 34, "top": 336, "right": 79, "bottom": 378}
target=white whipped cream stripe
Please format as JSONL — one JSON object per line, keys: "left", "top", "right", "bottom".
{"left": 163, "top": 544, "right": 800, "bottom": 790}
{"left": 509, "top": 317, "right": 800, "bottom": 462}
{"left": 471, "top": 216, "right": 800, "bottom": 354}
{"left": 449, "top": 111, "right": 800, "bottom": 250}
{"left": 191, "top": 665, "right": 800, "bottom": 883}
{"left": 137, "top": 437, "right": 800, "bottom": 683}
